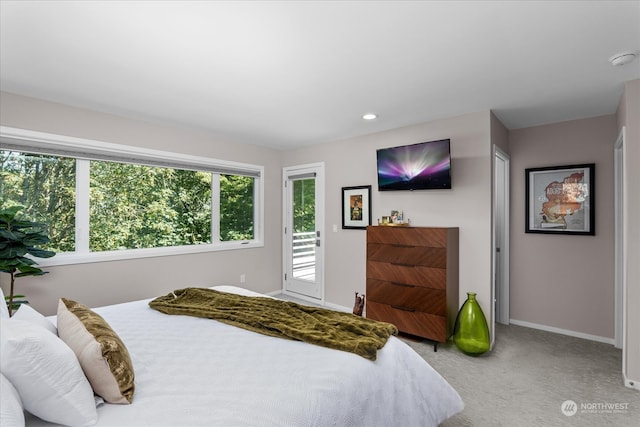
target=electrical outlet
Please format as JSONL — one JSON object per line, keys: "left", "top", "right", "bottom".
{"left": 240, "top": 274, "right": 246, "bottom": 283}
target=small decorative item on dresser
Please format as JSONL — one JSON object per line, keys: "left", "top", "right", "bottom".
{"left": 353, "top": 292, "right": 365, "bottom": 316}
{"left": 453, "top": 292, "right": 490, "bottom": 356}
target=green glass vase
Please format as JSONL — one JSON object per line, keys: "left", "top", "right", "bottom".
{"left": 453, "top": 292, "right": 490, "bottom": 356}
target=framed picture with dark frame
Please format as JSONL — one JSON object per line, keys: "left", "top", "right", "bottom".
{"left": 525, "top": 163, "right": 595, "bottom": 235}
{"left": 342, "top": 185, "right": 372, "bottom": 229}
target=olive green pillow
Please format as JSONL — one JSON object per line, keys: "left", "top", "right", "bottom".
{"left": 57, "top": 298, "right": 135, "bottom": 404}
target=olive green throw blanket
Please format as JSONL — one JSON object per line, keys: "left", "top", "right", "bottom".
{"left": 149, "top": 288, "right": 398, "bottom": 361}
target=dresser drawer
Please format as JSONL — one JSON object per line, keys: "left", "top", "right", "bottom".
{"left": 366, "top": 279, "right": 445, "bottom": 315}
{"left": 367, "top": 226, "right": 449, "bottom": 248}
{"left": 367, "top": 243, "right": 447, "bottom": 268}
{"left": 366, "top": 260, "right": 446, "bottom": 290}
{"left": 366, "top": 301, "right": 447, "bottom": 342}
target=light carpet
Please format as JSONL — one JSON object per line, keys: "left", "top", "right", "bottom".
{"left": 401, "top": 323, "right": 639, "bottom": 426}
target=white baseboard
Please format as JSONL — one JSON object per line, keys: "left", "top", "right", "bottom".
{"left": 323, "top": 301, "right": 351, "bottom": 313}
{"left": 270, "top": 290, "right": 351, "bottom": 313}
{"left": 509, "top": 319, "right": 615, "bottom": 345}
{"left": 264, "top": 290, "right": 281, "bottom": 297}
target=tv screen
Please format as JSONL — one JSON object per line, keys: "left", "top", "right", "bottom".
{"left": 377, "top": 139, "right": 452, "bottom": 191}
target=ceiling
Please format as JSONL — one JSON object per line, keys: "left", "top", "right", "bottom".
{"left": 1, "top": 1, "right": 639, "bottom": 150}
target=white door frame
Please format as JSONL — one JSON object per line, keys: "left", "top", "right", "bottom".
{"left": 282, "top": 162, "right": 325, "bottom": 303}
{"left": 493, "top": 146, "right": 511, "bottom": 341}
{"left": 614, "top": 128, "right": 625, "bottom": 350}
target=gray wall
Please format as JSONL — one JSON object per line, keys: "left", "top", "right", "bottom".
{"left": 282, "top": 111, "right": 495, "bottom": 327}
{"left": 0, "top": 92, "right": 283, "bottom": 315}
{"left": 509, "top": 114, "right": 617, "bottom": 340}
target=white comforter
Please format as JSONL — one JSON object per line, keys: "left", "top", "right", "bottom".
{"left": 29, "top": 286, "right": 463, "bottom": 426}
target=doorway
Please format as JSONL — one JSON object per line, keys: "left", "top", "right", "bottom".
{"left": 614, "top": 128, "right": 625, "bottom": 350}
{"left": 282, "top": 163, "right": 324, "bottom": 301}
{"left": 493, "top": 147, "right": 510, "bottom": 340}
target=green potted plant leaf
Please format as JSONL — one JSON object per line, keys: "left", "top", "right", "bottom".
{"left": 0, "top": 205, "right": 56, "bottom": 316}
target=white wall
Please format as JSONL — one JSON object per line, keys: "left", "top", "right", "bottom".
{"left": 0, "top": 92, "right": 283, "bottom": 315}
{"left": 282, "top": 111, "right": 495, "bottom": 327}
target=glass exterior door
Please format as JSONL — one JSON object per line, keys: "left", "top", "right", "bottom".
{"left": 284, "top": 165, "right": 323, "bottom": 299}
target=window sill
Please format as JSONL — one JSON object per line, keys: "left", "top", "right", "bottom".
{"left": 36, "top": 241, "right": 265, "bottom": 267}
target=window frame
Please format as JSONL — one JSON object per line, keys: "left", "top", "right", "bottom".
{"left": 0, "top": 126, "right": 264, "bottom": 267}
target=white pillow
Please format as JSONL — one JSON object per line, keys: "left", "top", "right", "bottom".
{"left": 0, "top": 318, "right": 98, "bottom": 427}
{"left": 11, "top": 304, "right": 57, "bottom": 335}
{"left": 0, "top": 288, "right": 9, "bottom": 319}
{"left": 0, "top": 373, "right": 25, "bottom": 427}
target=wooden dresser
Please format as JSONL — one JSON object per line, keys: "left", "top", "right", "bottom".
{"left": 366, "top": 226, "right": 459, "bottom": 348}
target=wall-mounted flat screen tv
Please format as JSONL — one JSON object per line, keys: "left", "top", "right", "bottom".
{"left": 376, "top": 139, "right": 452, "bottom": 191}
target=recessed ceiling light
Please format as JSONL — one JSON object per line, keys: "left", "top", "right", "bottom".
{"left": 362, "top": 113, "right": 377, "bottom": 120}
{"left": 609, "top": 51, "right": 637, "bottom": 67}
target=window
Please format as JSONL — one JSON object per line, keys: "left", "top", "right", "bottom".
{"left": 0, "top": 151, "right": 76, "bottom": 253}
{"left": 219, "top": 174, "right": 254, "bottom": 241}
{"left": 0, "top": 127, "right": 264, "bottom": 266}
{"left": 89, "top": 161, "right": 214, "bottom": 251}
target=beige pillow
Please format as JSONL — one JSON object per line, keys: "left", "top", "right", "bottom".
{"left": 57, "top": 298, "right": 135, "bottom": 404}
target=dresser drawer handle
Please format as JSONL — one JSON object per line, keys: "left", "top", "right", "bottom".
{"left": 390, "top": 282, "right": 415, "bottom": 288}
{"left": 391, "top": 262, "right": 415, "bottom": 267}
{"left": 391, "top": 244, "right": 415, "bottom": 249}
{"left": 392, "top": 305, "right": 415, "bottom": 312}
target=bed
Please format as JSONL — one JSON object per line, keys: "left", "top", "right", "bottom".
{"left": 2, "top": 286, "right": 463, "bottom": 426}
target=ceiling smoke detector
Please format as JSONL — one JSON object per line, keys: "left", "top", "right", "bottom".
{"left": 609, "top": 51, "right": 637, "bottom": 67}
